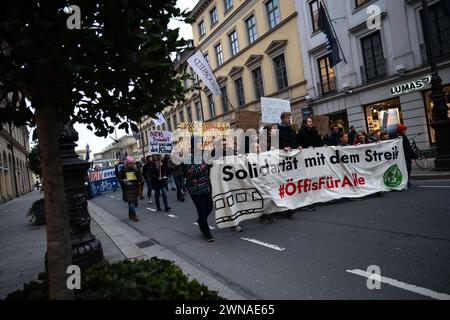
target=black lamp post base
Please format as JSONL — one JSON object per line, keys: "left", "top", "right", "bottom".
{"left": 431, "top": 118, "right": 450, "bottom": 171}
{"left": 72, "top": 239, "right": 104, "bottom": 270}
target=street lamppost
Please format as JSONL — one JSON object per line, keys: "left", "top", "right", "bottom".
{"left": 421, "top": 0, "right": 450, "bottom": 170}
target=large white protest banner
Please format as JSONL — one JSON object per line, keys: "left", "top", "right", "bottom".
{"left": 187, "top": 51, "right": 222, "bottom": 96}
{"left": 261, "top": 97, "right": 291, "bottom": 124}
{"left": 211, "top": 139, "right": 408, "bottom": 228}
{"left": 148, "top": 131, "right": 173, "bottom": 154}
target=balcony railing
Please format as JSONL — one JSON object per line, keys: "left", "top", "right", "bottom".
{"left": 316, "top": 77, "right": 337, "bottom": 97}
{"left": 360, "top": 58, "right": 387, "bottom": 84}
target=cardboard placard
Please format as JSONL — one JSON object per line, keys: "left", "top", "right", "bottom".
{"left": 311, "top": 115, "right": 330, "bottom": 136}
{"left": 235, "top": 110, "right": 260, "bottom": 131}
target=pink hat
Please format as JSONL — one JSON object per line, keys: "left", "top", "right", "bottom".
{"left": 125, "top": 156, "right": 135, "bottom": 164}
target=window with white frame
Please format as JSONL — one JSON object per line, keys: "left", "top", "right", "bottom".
{"left": 210, "top": 6, "right": 218, "bottom": 26}
{"left": 224, "top": 0, "right": 233, "bottom": 12}
{"left": 266, "top": 0, "right": 280, "bottom": 30}
{"left": 229, "top": 30, "right": 240, "bottom": 56}
{"left": 215, "top": 43, "right": 224, "bottom": 66}
{"left": 198, "top": 20, "right": 205, "bottom": 37}
{"left": 246, "top": 14, "right": 258, "bottom": 44}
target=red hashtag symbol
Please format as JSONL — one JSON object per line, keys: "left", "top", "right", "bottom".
{"left": 279, "top": 184, "right": 285, "bottom": 199}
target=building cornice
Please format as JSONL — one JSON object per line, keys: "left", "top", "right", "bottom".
{"left": 188, "top": 0, "right": 214, "bottom": 21}
{"left": 0, "top": 129, "right": 29, "bottom": 155}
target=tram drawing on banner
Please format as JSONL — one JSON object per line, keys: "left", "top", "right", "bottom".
{"left": 214, "top": 188, "right": 264, "bottom": 225}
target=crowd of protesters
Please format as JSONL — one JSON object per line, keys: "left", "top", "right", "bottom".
{"left": 104, "top": 112, "right": 417, "bottom": 243}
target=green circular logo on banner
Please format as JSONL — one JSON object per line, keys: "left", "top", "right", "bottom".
{"left": 383, "top": 165, "right": 403, "bottom": 188}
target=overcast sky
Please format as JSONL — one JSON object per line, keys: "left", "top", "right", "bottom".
{"left": 75, "top": 0, "right": 195, "bottom": 155}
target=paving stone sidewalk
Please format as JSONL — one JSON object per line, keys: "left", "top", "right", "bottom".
{"left": 0, "top": 190, "right": 126, "bottom": 299}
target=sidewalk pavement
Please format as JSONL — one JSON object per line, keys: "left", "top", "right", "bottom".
{"left": 411, "top": 158, "right": 450, "bottom": 180}
{"left": 0, "top": 190, "right": 245, "bottom": 300}
{"left": 0, "top": 191, "right": 126, "bottom": 299}
{"left": 88, "top": 201, "right": 246, "bottom": 300}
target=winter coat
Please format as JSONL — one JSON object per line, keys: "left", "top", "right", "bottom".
{"left": 278, "top": 124, "right": 298, "bottom": 149}
{"left": 297, "top": 127, "right": 323, "bottom": 148}
{"left": 401, "top": 135, "right": 417, "bottom": 164}
{"left": 120, "top": 166, "right": 141, "bottom": 203}
{"left": 148, "top": 161, "right": 168, "bottom": 189}
{"left": 142, "top": 162, "right": 152, "bottom": 180}
{"left": 184, "top": 162, "right": 211, "bottom": 195}
{"left": 168, "top": 159, "right": 184, "bottom": 177}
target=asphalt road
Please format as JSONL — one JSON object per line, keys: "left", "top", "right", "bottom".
{"left": 91, "top": 179, "right": 450, "bottom": 300}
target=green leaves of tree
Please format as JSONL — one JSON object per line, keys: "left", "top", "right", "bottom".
{"left": 0, "top": 0, "right": 189, "bottom": 135}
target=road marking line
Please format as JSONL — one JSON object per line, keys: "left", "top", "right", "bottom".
{"left": 241, "top": 238, "right": 285, "bottom": 252}
{"left": 193, "top": 222, "right": 216, "bottom": 230}
{"left": 346, "top": 269, "right": 450, "bottom": 300}
{"left": 418, "top": 186, "right": 450, "bottom": 188}
{"left": 146, "top": 208, "right": 157, "bottom": 212}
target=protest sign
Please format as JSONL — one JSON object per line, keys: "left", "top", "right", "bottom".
{"left": 261, "top": 97, "right": 291, "bottom": 124}
{"left": 235, "top": 110, "right": 260, "bottom": 131}
{"left": 174, "top": 122, "right": 231, "bottom": 150}
{"left": 311, "top": 115, "right": 330, "bottom": 136}
{"left": 187, "top": 51, "right": 222, "bottom": 96}
{"left": 152, "top": 112, "right": 166, "bottom": 126}
{"left": 148, "top": 130, "right": 173, "bottom": 154}
{"left": 210, "top": 139, "right": 408, "bottom": 228}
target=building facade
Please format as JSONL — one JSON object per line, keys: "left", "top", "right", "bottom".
{"left": 295, "top": 0, "right": 450, "bottom": 151}
{"left": 94, "top": 135, "right": 139, "bottom": 165}
{"left": 0, "top": 124, "right": 33, "bottom": 203}
{"left": 164, "top": 0, "right": 308, "bottom": 130}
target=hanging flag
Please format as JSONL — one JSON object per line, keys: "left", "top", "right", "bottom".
{"left": 187, "top": 51, "right": 222, "bottom": 96}
{"left": 318, "top": 2, "right": 342, "bottom": 66}
{"left": 152, "top": 112, "right": 166, "bottom": 126}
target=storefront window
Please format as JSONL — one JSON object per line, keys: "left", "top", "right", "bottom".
{"left": 365, "top": 98, "right": 403, "bottom": 136}
{"left": 329, "top": 111, "right": 349, "bottom": 132}
{"left": 424, "top": 85, "right": 450, "bottom": 144}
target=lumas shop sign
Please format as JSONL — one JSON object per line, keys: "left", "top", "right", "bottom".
{"left": 391, "top": 76, "right": 431, "bottom": 96}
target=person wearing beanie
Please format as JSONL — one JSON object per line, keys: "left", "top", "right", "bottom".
{"left": 397, "top": 124, "right": 417, "bottom": 187}
{"left": 118, "top": 156, "right": 141, "bottom": 221}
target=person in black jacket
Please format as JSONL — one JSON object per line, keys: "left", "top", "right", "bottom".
{"left": 148, "top": 154, "right": 171, "bottom": 212}
{"left": 297, "top": 116, "right": 323, "bottom": 212}
{"left": 278, "top": 112, "right": 299, "bottom": 151}
{"left": 397, "top": 124, "right": 417, "bottom": 187}
{"left": 297, "top": 117, "right": 323, "bottom": 148}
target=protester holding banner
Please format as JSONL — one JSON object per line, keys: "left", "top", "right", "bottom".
{"left": 118, "top": 156, "right": 141, "bottom": 222}
{"left": 397, "top": 124, "right": 417, "bottom": 187}
{"left": 380, "top": 131, "right": 390, "bottom": 141}
{"left": 338, "top": 132, "right": 350, "bottom": 147}
{"left": 210, "top": 138, "right": 243, "bottom": 232}
{"left": 184, "top": 138, "right": 215, "bottom": 243}
{"left": 142, "top": 155, "right": 153, "bottom": 204}
{"left": 296, "top": 116, "right": 323, "bottom": 212}
{"left": 149, "top": 154, "right": 171, "bottom": 212}
{"left": 297, "top": 117, "right": 323, "bottom": 149}
{"left": 348, "top": 126, "right": 357, "bottom": 146}
{"left": 277, "top": 112, "right": 298, "bottom": 151}
{"left": 353, "top": 131, "right": 370, "bottom": 145}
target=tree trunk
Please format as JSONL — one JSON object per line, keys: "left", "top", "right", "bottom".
{"left": 35, "top": 104, "right": 74, "bottom": 300}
